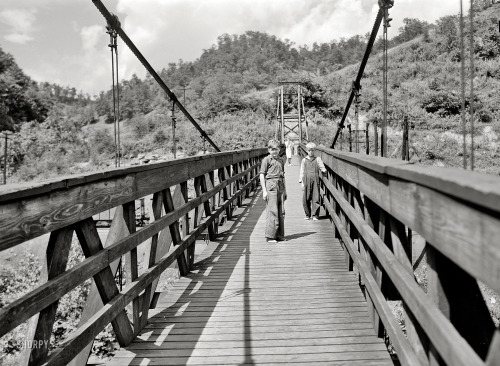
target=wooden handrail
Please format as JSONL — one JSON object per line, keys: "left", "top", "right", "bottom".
{"left": 305, "top": 144, "right": 500, "bottom": 366}
{"left": 0, "top": 149, "right": 265, "bottom": 251}
{"left": 0, "top": 148, "right": 267, "bottom": 366}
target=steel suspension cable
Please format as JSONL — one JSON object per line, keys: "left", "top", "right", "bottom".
{"left": 469, "top": 0, "right": 475, "bottom": 170}
{"left": 115, "top": 32, "right": 121, "bottom": 167}
{"left": 107, "top": 26, "right": 124, "bottom": 289}
{"left": 382, "top": 4, "right": 391, "bottom": 157}
{"left": 92, "top": 0, "right": 221, "bottom": 152}
{"left": 460, "top": 0, "right": 467, "bottom": 169}
{"left": 108, "top": 26, "right": 118, "bottom": 167}
{"left": 330, "top": 7, "right": 384, "bottom": 148}
{"left": 171, "top": 100, "right": 177, "bottom": 159}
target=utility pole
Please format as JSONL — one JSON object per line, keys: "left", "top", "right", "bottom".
{"left": 171, "top": 101, "right": 177, "bottom": 159}
{"left": 459, "top": 0, "right": 467, "bottom": 169}
{"left": 2, "top": 132, "right": 10, "bottom": 184}
{"left": 469, "top": 0, "right": 475, "bottom": 170}
{"left": 181, "top": 87, "right": 189, "bottom": 104}
{"left": 353, "top": 83, "right": 361, "bottom": 153}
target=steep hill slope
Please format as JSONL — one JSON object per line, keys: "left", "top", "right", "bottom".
{"left": 3, "top": 3, "right": 500, "bottom": 183}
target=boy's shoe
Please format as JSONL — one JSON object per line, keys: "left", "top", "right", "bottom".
{"left": 266, "top": 238, "right": 277, "bottom": 243}
{"left": 312, "top": 216, "right": 319, "bottom": 221}
{"left": 304, "top": 216, "right": 311, "bottom": 220}
{"left": 276, "top": 237, "right": 287, "bottom": 242}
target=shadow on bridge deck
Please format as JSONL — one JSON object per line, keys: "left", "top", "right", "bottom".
{"left": 104, "top": 156, "right": 394, "bottom": 365}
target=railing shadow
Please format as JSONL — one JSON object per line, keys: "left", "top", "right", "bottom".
{"left": 114, "top": 189, "right": 263, "bottom": 365}
{"left": 282, "top": 231, "right": 315, "bottom": 240}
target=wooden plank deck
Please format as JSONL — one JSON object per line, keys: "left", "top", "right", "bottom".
{"left": 104, "top": 157, "right": 394, "bottom": 365}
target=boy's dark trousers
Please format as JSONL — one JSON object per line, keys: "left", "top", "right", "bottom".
{"left": 265, "top": 179, "right": 284, "bottom": 239}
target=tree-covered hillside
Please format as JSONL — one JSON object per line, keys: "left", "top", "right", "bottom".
{"left": 318, "top": 1, "right": 500, "bottom": 173}
{"left": 1, "top": 0, "right": 499, "bottom": 183}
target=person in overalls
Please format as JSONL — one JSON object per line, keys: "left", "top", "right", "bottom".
{"left": 260, "top": 139, "right": 287, "bottom": 242}
{"left": 299, "top": 142, "right": 326, "bottom": 220}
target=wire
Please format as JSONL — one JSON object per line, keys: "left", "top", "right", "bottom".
{"left": 469, "top": 0, "right": 475, "bottom": 170}
{"left": 107, "top": 26, "right": 118, "bottom": 167}
{"left": 115, "top": 33, "right": 121, "bottom": 167}
{"left": 330, "top": 6, "right": 384, "bottom": 148}
{"left": 171, "top": 100, "right": 177, "bottom": 159}
{"left": 92, "top": 0, "right": 221, "bottom": 152}
{"left": 460, "top": 0, "right": 467, "bottom": 169}
{"left": 382, "top": 4, "right": 390, "bottom": 157}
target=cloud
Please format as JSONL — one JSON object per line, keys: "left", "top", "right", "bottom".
{"left": 4, "top": 33, "right": 33, "bottom": 44}
{"left": 81, "top": 25, "right": 103, "bottom": 52}
{"left": 101, "top": 0, "right": 460, "bottom": 92}
{"left": 77, "top": 25, "right": 111, "bottom": 94}
{"left": 0, "top": 8, "right": 36, "bottom": 44}
{"left": 111, "top": 0, "right": 382, "bottom": 81}
{"left": 16, "top": 0, "right": 460, "bottom": 95}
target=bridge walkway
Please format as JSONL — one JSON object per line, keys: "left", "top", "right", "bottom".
{"left": 105, "top": 156, "right": 393, "bottom": 365}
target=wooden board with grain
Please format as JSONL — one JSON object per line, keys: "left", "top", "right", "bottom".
{"left": 104, "top": 161, "right": 393, "bottom": 365}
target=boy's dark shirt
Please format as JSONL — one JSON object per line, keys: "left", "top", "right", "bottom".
{"left": 260, "top": 155, "right": 285, "bottom": 180}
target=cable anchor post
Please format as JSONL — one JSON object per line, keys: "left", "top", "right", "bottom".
{"left": 171, "top": 99, "right": 177, "bottom": 159}
{"left": 379, "top": 0, "right": 393, "bottom": 157}
{"left": 353, "top": 81, "right": 362, "bottom": 153}
{"left": 106, "top": 17, "right": 122, "bottom": 167}
{"left": 201, "top": 136, "right": 206, "bottom": 155}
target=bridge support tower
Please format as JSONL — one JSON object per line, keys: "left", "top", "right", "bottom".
{"left": 275, "top": 81, "right": 308, "bottom": 145}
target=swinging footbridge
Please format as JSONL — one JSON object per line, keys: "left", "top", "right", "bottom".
{"left": 1, "top": 1, "right": 499, "bottom": 365}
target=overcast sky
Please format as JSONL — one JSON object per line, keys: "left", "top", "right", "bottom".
{"left": 0, "top": 0, "right": 466, "bottom": 96}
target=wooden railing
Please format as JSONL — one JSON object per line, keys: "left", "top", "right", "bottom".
{"left": 0, "top": 148, "right": 267, "bottom": 366}
{"left": 300, "top": 145, "right": 500, "bottom": 366}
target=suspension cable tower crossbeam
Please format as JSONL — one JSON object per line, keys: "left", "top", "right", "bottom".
{"left": 92, "top": 0, "right": 221, "bottom": 152}
{"left": 330, "top": 3, "right": 389, "bottom": 149}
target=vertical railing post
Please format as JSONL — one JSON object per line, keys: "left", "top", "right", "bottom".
{"left": 198, "top": 174, "right": 216, "bottom": 241}
{"left": 139, "top": 191, "right": 163, "bottom": 330}
{"left": 427, "top": 245, "right": 496, "bottom": 362}
{"left": 164, "top": 188, "right": 189, "bottom": 276}
{"left": 123, "top": 201, "right": 142, "bottom": 334}
{"left": 233, "top": 163, "right": 241, "bottom": 207}
{"left": 346, "top": 185, "right": 356, "bottom": 271}
{"left": 298, "top": 84, "right": 302, "bottom": 144}
{"left": 352, "top": 189, "right": 366, "bottom": 289}
{"left": 348, "top": 124, "right": 353, "bottom": 152}
{"left": 180, "top": 181, "right": 194, "bottom": 268}
{"left": 365, "top": 122, "right": 370, "bottom": 155}
{"left": 218, "top": 167, "right": 231, "bottom": 220}
{"left": 363, "top": 196, "right": 384, "bottom": 338}
{"left": 243, "top": 160, "right": 250, "bottom": 198}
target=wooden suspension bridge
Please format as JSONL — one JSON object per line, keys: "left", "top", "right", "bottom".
{"left": 0, "top": 146, "right": 499, "bottom": 365}
{"left": 1, "top": 0, "right": 500, "bottom": 365}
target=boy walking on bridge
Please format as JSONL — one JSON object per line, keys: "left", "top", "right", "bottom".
{"left": 299, "top": 142, "right": 327, "bottom": 220}
{"left": 260, "top": 139, "right": 287, "bottom": 243}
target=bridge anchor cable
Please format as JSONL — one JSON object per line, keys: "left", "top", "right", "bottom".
{"left": 330, "top": 1, "right": 393, "bottom": 149}
{"left": 92, "top": 0, "right": 221, "bottom": 152}
{"left": 107, "top": 25, "right": 121, "bottom": 167}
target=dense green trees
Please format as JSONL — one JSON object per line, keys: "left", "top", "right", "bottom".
{"left": 392, "top": 18, "right": 430, "bottom": 44}
{"left": 3, "top": 3, "right": 500, "bottom": 182}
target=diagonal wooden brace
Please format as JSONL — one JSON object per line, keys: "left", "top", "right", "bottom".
{"left": 74, "top": 218, "right": 134, "bottom": 346}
